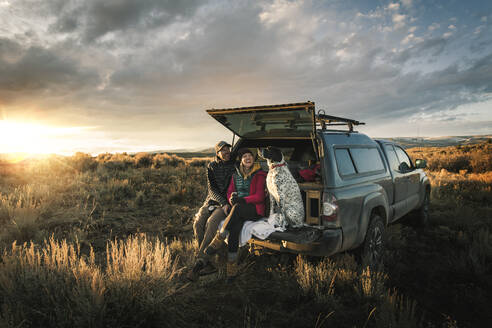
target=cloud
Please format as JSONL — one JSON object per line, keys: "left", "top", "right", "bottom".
{"left": 392, "top": 14, "right": 406, "bottom": 29}
{"left": 428, "top": 23, "right": 440, "bottom": 31}
{"left": 363, "top": 54, "right": 492, "bottom": 121}
{"left": 387, "top": 3, "right": 399, "bottom": 11}
{"left": 401, "top": 33, "right": 423, "bottom": 45}
{"left": 443, "top": 31, "right": 453, "bottom": 39}
{"left": 474, "top": 26, "right": 484, "bottom": 35}
{"left": 356, "top": 11, "right": 382, "bottom": 19}
{"left": 0, "top": 39, "right": 99, "bottom": 100}
{"left": 401, "top": 0, "right": 413, "bottom": 8}
{"left": 392, "top": 37, "right": 449, "bottom": 66}
{"left": 0, "top": 0, "right": 491, "bottom": 150}
{"left": 53, "top": 0, "right": 203, "bottom": 43}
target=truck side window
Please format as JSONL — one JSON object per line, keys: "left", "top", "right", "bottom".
{"left": 384, "top": 145, "right": 400, "bottom": 171}
{"left": 350, "top": 148, "right": 385, "bottom": 173}
{"left": 395, "top": 146, "right": 412, "bottom": 169}
{"left": 335, "top": 148, "right": 356, "bottom": 176}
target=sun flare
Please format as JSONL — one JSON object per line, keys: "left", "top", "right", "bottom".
{"left": 0, "top": 120, "right": 93, "bottom": 160}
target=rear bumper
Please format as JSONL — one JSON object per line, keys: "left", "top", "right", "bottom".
{"left": 248, "top": 228, "right": 343, "bottom": 257}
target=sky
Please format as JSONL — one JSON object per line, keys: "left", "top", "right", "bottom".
{"left": 0, "top": 0, "right": 491, "bottom": 154}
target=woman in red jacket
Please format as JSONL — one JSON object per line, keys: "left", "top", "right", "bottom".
{"left": 205, "top": 148, "right": 266, "bottom": 281}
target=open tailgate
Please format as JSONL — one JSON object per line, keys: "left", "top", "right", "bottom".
{"left": 206, "top": 102, "right": 316, "bottom": 139}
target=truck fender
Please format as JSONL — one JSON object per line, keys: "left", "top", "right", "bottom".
{"left": 355, "top": 191, "right": 389, "bottom": 248}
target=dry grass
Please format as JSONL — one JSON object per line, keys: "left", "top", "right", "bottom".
{"left": 0, "top": 152, "right": 207, "bottom": 248}
{"left": 428, "top": 170, "right": 492, "bottom": 203}
{"left": 294, "top": 255, "right": 419, "bottom": 327}
{"left": 0, "top": 148, "right": 490, "bottom": 327}
{"left": 407, "top": 142, "right": 492, "bottom": 173}
{"left": 0, "top": 234, "right": 193, "bottom": 327}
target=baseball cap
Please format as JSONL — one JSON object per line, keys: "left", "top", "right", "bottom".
{"left": 214, "top": 141, "right": 231, "bottom": 153}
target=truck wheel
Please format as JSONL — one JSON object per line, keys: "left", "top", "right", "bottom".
{"left": 416, "top": 190, "right": 430, "bottom": 228}
{"left": 359, "top": 215, "right": 385, "bottom": 267}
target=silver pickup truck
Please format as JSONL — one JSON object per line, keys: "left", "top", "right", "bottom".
{"left": 207, "top": 101, "right": 430, "bottom": 264}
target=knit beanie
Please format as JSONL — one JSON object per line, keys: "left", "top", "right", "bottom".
{"left": 237, "top": 147, "right": 253, "bottom": 159}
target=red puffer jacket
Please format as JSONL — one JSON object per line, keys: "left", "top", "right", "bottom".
{"left": 227, "top": 170, "right": 267, "bottom": 217}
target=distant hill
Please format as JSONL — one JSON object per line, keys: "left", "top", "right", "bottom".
{"left": 377, "top": 135, "right": 492, "bottom": 148}
{"left": 151, "top": 147, "right": 215, "bottom": 158}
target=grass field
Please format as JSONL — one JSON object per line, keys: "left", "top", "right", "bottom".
{"left": 0, "top": 146, "right": 491, "bottom": 327}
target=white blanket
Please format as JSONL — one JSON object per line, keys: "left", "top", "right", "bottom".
{"left": 219, "top": 213, "right": 286, "bottom": 247}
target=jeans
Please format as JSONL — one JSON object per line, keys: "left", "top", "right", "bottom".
{"left": 221, "top": 203, "right": 260, "bottom": 253}
{"left": 193, "top": 204, "right": 226, "bottom": 258}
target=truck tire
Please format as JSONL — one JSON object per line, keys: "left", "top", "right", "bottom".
{"left": 359, "top": 215, "right": 385, "bottom": 267}
{"left": 416, "top": 190, "right": 430, "bottom": 228}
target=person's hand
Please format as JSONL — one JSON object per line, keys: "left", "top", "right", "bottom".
{"left": 229, "top": 192, "right": 238, "bottom": 206}
{"left": 222, "top": 204, "right": 230, "bottom": 215}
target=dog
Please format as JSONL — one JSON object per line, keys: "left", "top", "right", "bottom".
{"left": 259, "top": 146, "right": 304, "bottom": 228}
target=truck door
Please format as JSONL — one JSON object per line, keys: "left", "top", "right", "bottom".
{"left": 383, "top": 144, "right": 408, "bottom": 221}
{"left": 394, "top": 146, "right": 420, "bottom": 212}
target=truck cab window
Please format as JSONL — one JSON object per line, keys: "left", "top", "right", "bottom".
{"left": 384, "top": 145, "right": 400, "bottom": 171}
{"left": 395, "top": 146, "right": 412, "bottom": 170}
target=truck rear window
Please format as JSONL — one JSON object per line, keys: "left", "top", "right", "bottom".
{"left": 350, "top": 148, "right": 385, "bottom": 173}
{"left": 334, "top": 149, "right": 356, "bottom": 175}
{"left": 335, "top": 147, "right": 385, "bottom": 177}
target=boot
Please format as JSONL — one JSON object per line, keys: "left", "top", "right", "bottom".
{"left": 199, "top": 261, "right": 217, "bottom": 276}
{"left": 226, "top": 261, "right": 239, "bottom": 283}
{"left": 204, "top": 232, "right": 225, "bottom": 256}
{"left": 186, "top": 258, "right": 205, "bottom": 282}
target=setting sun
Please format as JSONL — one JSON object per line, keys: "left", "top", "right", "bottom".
{"left": 0, "top": 120, "right": 93, "bottom": 157}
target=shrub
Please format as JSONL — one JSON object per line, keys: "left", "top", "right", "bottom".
{"left": 70, "top": 152, "right": 98, "bottom": 172}
{"left": 0, "top": 185, "right": 55, "bottom": 245}
{"left": 134, "top": 152, "right": 153, "bottom": 168}
{"left": 470, "top": 152, "right": 492, "bottom": 173}
{"left": 97, "top": 153, "right": 134, "bottom": 171}
{"left": 153, "top": 153, "right": 186, "bottom": 168}
{"left": 187, "top": 158, "right": 210, "bottom": 167}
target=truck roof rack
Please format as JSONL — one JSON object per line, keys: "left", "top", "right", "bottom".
{"left": 315, "top": 111, "right": 365, "bottom": 132}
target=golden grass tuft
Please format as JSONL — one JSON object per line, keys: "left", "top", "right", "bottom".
{"left": 0, "top": 234, "right": 191, "bottom": 327}
{"left": 428, "top": 170, "right": 492, "bottom": 203}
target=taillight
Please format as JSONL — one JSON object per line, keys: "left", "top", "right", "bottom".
{"left": 321, "top": 193, "right": 340, "bottom": 227}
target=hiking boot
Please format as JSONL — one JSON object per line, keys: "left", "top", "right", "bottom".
{"left": 204, "top": 233, "right": 225, "bottom": 256}
{"left": 186, "top": 259, "right": 205, "bottom": 282}
{"left": 225, "top": 261, "right": 239, "bottom": 283}
{"left": 199, "top": 261, "right": 217, "bottom": 276}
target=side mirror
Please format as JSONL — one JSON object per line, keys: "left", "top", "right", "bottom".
{"left": 415, "top": 159, "right": 427, "bottom": 169}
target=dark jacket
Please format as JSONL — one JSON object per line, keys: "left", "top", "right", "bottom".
{"left": 205, "top": 157, "right": 236, "bottom": 207}
{"left": 227, "top": 168, "right": 267, "bottom": 217}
